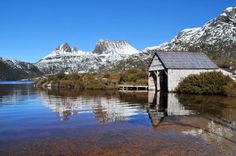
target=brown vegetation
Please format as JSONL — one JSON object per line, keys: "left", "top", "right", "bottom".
{"left": 36, "top": 69, "right": 148, "bottom": 90}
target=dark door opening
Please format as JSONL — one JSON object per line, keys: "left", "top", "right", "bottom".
{"left": 159, "top": 70, "right": 168, "bottom": 91}
{"left": 147, "top": 92, "right": 168, "bottom": 126}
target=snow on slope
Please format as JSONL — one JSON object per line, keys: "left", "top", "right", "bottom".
{"left": 36, "top": 40, "right": 139, "bottom": 73}
{"left": 0, "top": 57, "right": 39, "bottom": 72}
{"left": 149, "top": 6, "right": 236, "bottom": 56}
{"left": 93, "top": 39, "right": 139, "bottom": 55}
{"left": 92, "top": 39, "right": 139, "bottom": 65}
{"left": 42, "top": 43, "right": 88, "bottom": 59}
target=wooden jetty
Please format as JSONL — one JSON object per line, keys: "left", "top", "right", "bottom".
{"left": 117, "top": 85, "right": 148, "bottom": 91}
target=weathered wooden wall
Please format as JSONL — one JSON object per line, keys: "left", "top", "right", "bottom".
{"left": 149, "top": 56, "right": 164, "bottom": 71}
{"left": 148, "top": 56, "right": 164, "bottom": 90}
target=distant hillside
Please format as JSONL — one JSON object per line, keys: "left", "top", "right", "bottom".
{"left": 116, "top": 7, "right": 236, "bottom": 71}
{"left": 0, "top": 57, "right": 42, "bottom": 80}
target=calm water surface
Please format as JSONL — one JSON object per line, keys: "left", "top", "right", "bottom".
{"left": 0, "top": 83, "right": 236, "bottom": 156}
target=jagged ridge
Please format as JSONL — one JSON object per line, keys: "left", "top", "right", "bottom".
{"left": 36, "top": 39, "right": 139, "bottom": 73}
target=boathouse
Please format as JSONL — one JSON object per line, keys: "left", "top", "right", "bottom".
{"left": 148, "top": 52, "right": 219, "bottom": 92}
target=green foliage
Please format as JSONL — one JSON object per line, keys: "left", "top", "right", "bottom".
{"left": 48, "top": 73, "right": 65, "bottom": 81}
{"left": 176, "top": 71, "right": 236, "bottom": 96}
{"left": 56, "top": 73, "right": 66, "bottom": 80}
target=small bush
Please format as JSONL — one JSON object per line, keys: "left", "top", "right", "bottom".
{"left": 223, "top": 81, "right": 236, "bottom": 97}
{"left": 176, "top": 71, "right": 235, "bottom": 96}
{"left": 56, "top": 73, "right": 66, "bottom": 80}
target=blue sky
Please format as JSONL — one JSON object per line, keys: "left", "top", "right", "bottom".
{"left": 0, "top": 0, "right": 235, "bottom": 62}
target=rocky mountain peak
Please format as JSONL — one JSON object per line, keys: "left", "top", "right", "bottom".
{"left": 93, "top": 39, "right": 138, "bottom": 55}
{"left": 40, "top": 42, "right": 80, "bottom": 60}
{"left": 216, "top": 7, "right": 236, "bottom": 25}
{"left": 56, "top": 42, "right": 73, "bottom": 52}
{"left": 36, "top": 39, "right": 140, "bottom": 73}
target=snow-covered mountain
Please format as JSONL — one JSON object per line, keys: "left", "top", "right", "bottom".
{"left": 146, "top": 7, "right": 236, "bottom": 58}
{"left": 41, "top": 43, "right": 84, "bottom": 59}
{"left": 0, "top": 57, "right": 42, "bottom": 80}
{"left": 93, "top": 39, "right": 138, "bottom": 55}
{"left": 35, "top": 7, "right": 236, "bottom": 74}
{"left": 36, "top": 40, "right": 139, "bottom": 73}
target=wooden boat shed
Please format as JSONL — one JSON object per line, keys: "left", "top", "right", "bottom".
{"left": 148, "top": 52, "right": 219, "bottom": 92}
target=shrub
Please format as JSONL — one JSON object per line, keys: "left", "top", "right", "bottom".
{"left": 223, "top": 81, "right": 236, "bottom": 97}
{"left": 56, "top": 73, "right": 66, "bottom": 80}
{"left": 85, "top": 79, "right": 106, "bottom": 90}
{"left": 136, "top": 79, "right": 148, "bottom": 85}
{"left": 119, "top": 69, "right": 147, "bottom": 85}
{"left": 65, "top": 73, "right": 80, "bottom": 80}
{"left": 176, "top": 71, "right": 235, "bottom": 96}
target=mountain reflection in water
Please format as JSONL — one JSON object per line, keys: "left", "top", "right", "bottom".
{"left": 38, "top": 89, "right": 198, "bottom": 122}
{"left": 38, "top": 90, "right": 147, "bottom": 122}
{"left": 37, "top": 89, "right": 236, "bottom": 147}
{"left": 0, "top": 86, "right": 236, "bottom": 155}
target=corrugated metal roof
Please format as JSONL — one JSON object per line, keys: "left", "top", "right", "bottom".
{"left": 156, "top": 52, "right": 218, "bottom": 69}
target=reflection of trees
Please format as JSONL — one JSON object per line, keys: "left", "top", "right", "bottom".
{"left": 45, "top": 89, "right": 118, "bottom": 98}
{"left": 176, "top": 94, "right": 236, "bottom": 123}
{"left": 118, "top": 92, "right": 148, "bottom": 105}
{"left": 45, "top": 88, "right": 149, "bottom": 106}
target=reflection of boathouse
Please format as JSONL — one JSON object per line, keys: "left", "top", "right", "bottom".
{"left": 148, "top": 52, "right": 219, "bottom": 92}
{"left": 147, "top": 91, "right": 193, "bottom": 126}
{"left": 147, "top": 91, "right": 236, "bottom": 145}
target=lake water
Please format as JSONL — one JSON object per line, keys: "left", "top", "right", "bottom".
{"left": 0, "top": 83, "right": 236, "bottom": 156}
{"left": 0, "top": 81, "right": 34, "bottom": 84}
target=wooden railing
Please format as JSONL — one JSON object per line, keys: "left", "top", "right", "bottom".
{"left": 117, "top": 85, "right": 148, "bottom": 91}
